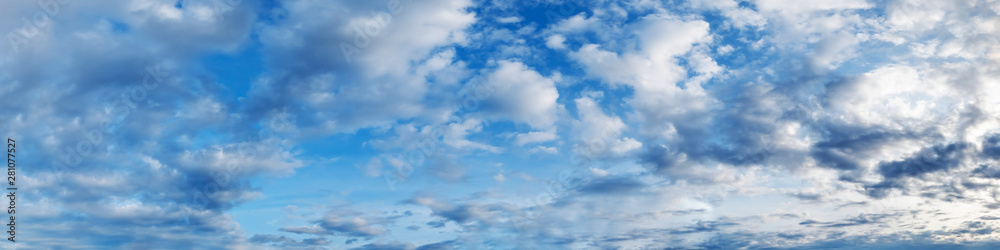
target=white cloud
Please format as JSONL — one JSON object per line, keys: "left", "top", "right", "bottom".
{"left": 687, "top": 0, "right": 766, "bottom": 28}
{"left": 825, "top": 64, "right": 965, "bottom": 130}
{"left": 573, "top": 94, "right": 642, "bottom": 158}
{"left": 529, "top": 146, "right": 559, "bottom": 154}
{"left": 442, "top": 118, "right": 502, "bottom": 153}
{"left": 251, "top": 0, "right": 477, "bottom": 135}
{"left": 514, "top": 130, "right": 558, "bottom": 145}
{"left": 569, "top": 14, "right": 718, "bottom": 140}
{"left": 545, "top": 34, "right": 566, "bottom": 49}
{"left": 634, "top": 14, "right": 712, "bottom": 61}
{"left": 479, "top": 60, "right": 561, "bottom": 130}
{"left": 756, "top": 0, "right": 872, "bottom": 13}
{"left": 716, "top": 45, "right": 734, "bottom": 55}
{"left": 810, "top": 31, "right": 860, "bottom": 70}
{"left": 496, "top": 16, "right": 522, "bottom": 23}
{"left": 550, "top": 13, "right": 601, "bottom": 33}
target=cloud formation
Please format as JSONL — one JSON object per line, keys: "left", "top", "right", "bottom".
{"left": 2, "top": 0, "right": 1000, "bottom": 249}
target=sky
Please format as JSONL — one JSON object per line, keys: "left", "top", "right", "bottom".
{"left": 2, "top": 0, "right": 1000, "bottom": 249}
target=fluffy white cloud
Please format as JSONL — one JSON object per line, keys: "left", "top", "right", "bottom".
{"left": 478, "top": 60, "right": 561, "bottom": 130}
{"left": 570, "top": 14, "right": 718, "bottom": 140}
{"left": 251, "top": 0, "right": 477, "bottom": 135}
{"left": 756, "top": 0, "right": 872, "bottom": 13}
{"left": 514, "top": 130, "right": 557, "bottom": 146}
{"left": 442, "top": 118, "right": 502, "bottom": 153}
{"left": 573, "top": 93, "right": 641, "bottom": 158}
{"left": 545, "top": 34, "right": 566, "bottom": 49}
{"left": 826, "top": 65, "right": 965, "bottom": 130}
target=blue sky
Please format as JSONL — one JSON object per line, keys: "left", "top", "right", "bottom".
{"left": 3, "top": 0, "right": 1000, "bottom": 249}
